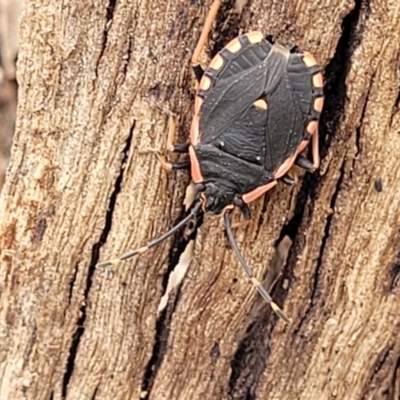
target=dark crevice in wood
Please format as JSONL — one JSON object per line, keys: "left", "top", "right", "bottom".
{"left": 91, "top": 386, "right": 99, "bottom": 400}
{"left": 67, "top": 263, "right": 79, "bottom": 306}
{"left": 320, "top": 0, "right": 369, "bottom": 152}
{"left": 95, "top": 0, "right": 117, "bottom": 77}
{"left": 141, "top": 204, "right": 203, "bottom": 399}
{"left": 228, "top": 315, "right": 273, "bottom": 400}
{"left": 354, "top": 84, "right": 369, "bottom": 159}
{"left": 389, "top": 249, "right": 400, "bottom": 291}
{"left": 61, "top": 125, "right": 134, "bottom": 398}
{"left": 210, "top": 341, "right": 220, "bottom": 361}
{"left": 105, "top": 0, "right": 117, "bottom": 25}
{"left": 390, "top": 355, "right": 400, "bottom": 400}
{"left": 388, "top": 55, "right": 400, "bottom": 128}
{"left": 270, "top": 172, "right": 320, "bottom": 326}
{"left": 361, "top": 343, "right": 394, "bottom": 399}
{"left": 294, "top": 157, "right": 346, "bottom": 334}
{"left": 140, "top": 291, "right": 179, "bottom": 400}
{"left": 352, "top": 73, "right": 374, "bottom": 177}
{"left": 122, "top": 36, "right": 133, "bottom": 78}
{"left": 0, "top": 78, "right": 17, "bottom": 192}
{"left": 374, "top": 343, "right": 393, "bottom": 373}
{"left": 394, "top": 87, "right": 400, "bottom": 109}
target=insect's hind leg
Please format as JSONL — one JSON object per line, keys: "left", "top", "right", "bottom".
{"left": 311, "top": 125, "right": 320, "bottom": 169}
{"left": 191, "top": 0, "right": 221, "bottom": 82}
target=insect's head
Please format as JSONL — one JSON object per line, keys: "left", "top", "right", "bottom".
{"left": 195, "top": 182, "right": 236, "bottom": 215}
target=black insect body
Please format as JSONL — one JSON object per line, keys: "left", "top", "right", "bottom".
{"left": 97, "top": 0, "right": 324, "bottom": 323}
{"left": 191, "top": 33, "right": 323, "bottom": 216}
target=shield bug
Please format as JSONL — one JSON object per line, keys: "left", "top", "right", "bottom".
{"left": 97, "top": 0, "right": 324, "bottom": 323}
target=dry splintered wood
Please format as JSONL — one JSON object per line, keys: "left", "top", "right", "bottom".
{"left": 0, "top": 0, "right": 399, "bottom": 399}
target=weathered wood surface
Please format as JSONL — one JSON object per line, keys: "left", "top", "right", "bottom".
{"left": 0, "top": 0, "right": 19, "bottom": 189}
{"left": 0, "top": 0, "right": 399, "bottom": 399}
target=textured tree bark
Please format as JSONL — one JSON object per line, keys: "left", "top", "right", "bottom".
{"left": 0, "top": 0, "right": 20, "bottom": 190}
{"left": 0, "top": 0, "right": 399, "bottom": 399}
{"left": 0, "top": 78, "right": 16, "bottom": 190}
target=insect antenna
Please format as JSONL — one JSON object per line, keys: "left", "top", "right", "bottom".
{"left": 223, "top": 212, "right": 290, "bottom": 324}
{"left": 96, "top": 200, "right": 202, "bottom": 269}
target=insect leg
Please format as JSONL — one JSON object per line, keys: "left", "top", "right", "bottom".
{"left": 281, "top": 168, "right": 298, "bottom": 185}
{"left": 155, "top": 155, "right": 190, "bottom": 171}
{"left": 295, "top": 154, "right": 315, "bottom": 172}
{"left": 191, "top": 0, "right": 221, "bottom": 82}
{"left": 312, "top": 125, "right": 320, "bottom": 169}
{"left": 281, "top": 174, "right": 295, "bottom": 185}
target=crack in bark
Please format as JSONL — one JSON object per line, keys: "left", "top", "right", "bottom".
{"left": 389, "top": 248, "right": 400, "bottom": 291}
{"left": 294, "top": 157, "right": 346, "bottom": 335}
{"left": 91, "top": 385, "right": 99, "bottom": 400}
{"left": 374, "top": 344, "right": 393, "bottom": 374}
{"left": 351, "top": 73, "right": 374, "bottom": 178}
{"left": 228, "top": 318, "right": 272, "bottom": 400}
{"left": 361, "top": 343, "right": 394, "bottom": 399}
{"left": 394, "top": 86, "right": 400, "bottom": 110}
{"left": 122, "top": 36, "right": 133, "bottom": 78}
{"left": 95, "top": 0, "right": 117, "bottom": 77}
{"left": 67, "top": 263, "right": 79, "bottom": 306}
{"left": 320, "top": 0, "right": 370, "bottom": 152}
{"left": 140, "top": 287, "right": 182, "bottom": 400}
{"left": 389, "top": 62, "right": 400, "bottom": 128}
{"left": 61, "top": 125, "right": 134, "bottom": 398}
{"left": 391, "top": 355, "right": 400, "bottom": 400}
